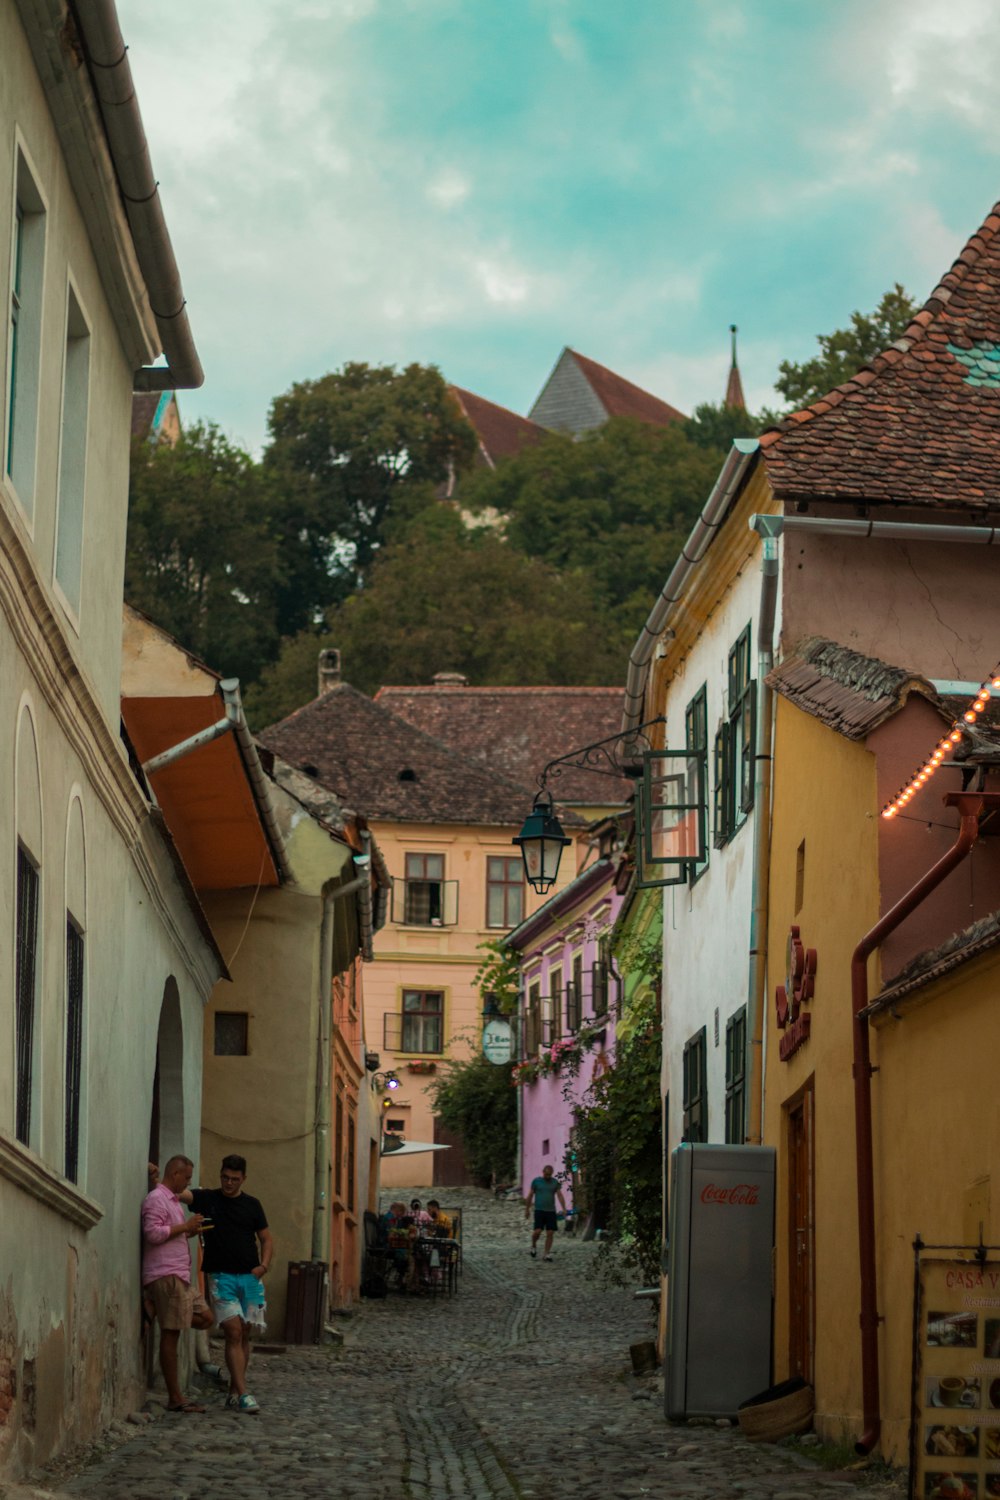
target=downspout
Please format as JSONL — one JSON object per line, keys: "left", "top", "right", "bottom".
{"left": 622, "top": 440, "right": 759, "bottom": 741}
{"left": 850, "top": 791, "right": 986, "bottom": 1454}
{"left": 68, "top": 0, "right": 204, "bottom": 390}
{"left": 744, "top": 534, "right": 779, "bottom": 1144}
{"left": 220, "top": 680, "right": 292, "bottom": 883}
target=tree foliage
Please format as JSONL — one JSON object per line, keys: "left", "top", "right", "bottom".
{"left": 775, "top": 283, "right": 918, "bottom": 409}
{"left": 125, "top": 423, "right": 285, "bottom": 687}
{"left": 683, "top": 400, "right": 772, "bottom": 452}
{"left": 263, "top": 361, "right": 477, "bottom": 595}
{"left": 429, "top": 1052, "right": 517, "bottom": 1188}
{"left": 244, "top": 507, "right": 627, "bottom": 726}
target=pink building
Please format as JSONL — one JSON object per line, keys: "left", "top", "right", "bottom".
{"left": 505, "top": 832, "right": 626, "bottom": 1203}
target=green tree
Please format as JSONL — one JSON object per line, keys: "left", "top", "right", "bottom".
{"left": 125, "top": 422, "right": 284, "bottom": 686}
{"left": 429, "top": 1052, "right": 518, "bottom": 1187}
{"left": 244, "top": 507, "right": 626, "bottom": 726}
{"left": 775, "top": 283, "right": 918, "bottom": 409}
{"left": 459, "top": 417, "right": 724, "bottom": 634}
{"left": 263, "top": 361, "right": 477, "bottom": 596}
{"left": 683, "top": 400, "right": 772, "bottom": 452}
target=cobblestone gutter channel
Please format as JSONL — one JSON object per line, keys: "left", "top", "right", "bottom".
{"left": 11, "top": 1189, "right": 905, "bottom": 1500}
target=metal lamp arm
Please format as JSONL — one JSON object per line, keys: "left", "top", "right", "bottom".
{"left": 537, "top": 716, "right": 666, "bottom": 791}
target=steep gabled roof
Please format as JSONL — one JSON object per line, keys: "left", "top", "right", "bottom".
{"left": 373, "top": 685, "right": 628, "bottom": 804}
{"left": 449, "top": 386, "right": 548, "bottom": 467}
{"left": 258, "top": 683, "right": 548, "bottom": 827}
{"left": 760, "top": 202, "right": 1000, "bottom": 511}
{"left": 567, "top": 349, "right": 686, "bottom": 426}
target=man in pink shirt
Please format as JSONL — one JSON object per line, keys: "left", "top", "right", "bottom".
{"left": 141, "top": 1154, "right": 213, "bottom": 1413}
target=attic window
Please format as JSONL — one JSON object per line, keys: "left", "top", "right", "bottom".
{"left": 302, "top": 764, "right": 319, "bottom": 779}
{"left": 398, "top": 768, "right": 418, "bottom": 783}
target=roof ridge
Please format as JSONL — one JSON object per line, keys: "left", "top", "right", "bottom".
{"left": 759, "top": 202, "right": 1000, "bottom": 449}
{"left": 568, "top": 347, "right": 686, "bottom": 422}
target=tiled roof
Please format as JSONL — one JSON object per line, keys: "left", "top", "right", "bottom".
{"left": 767, "top": 638, "right": 936, "bottom": 739}
{"left": 258, "top": 683, "right": 544, "bottom": 827}
{"left": 131, "top": 392, "right": 161, "bottom": 440}
{"left": 569, "top": 350, "right": 686, "bottom": 427}
{"left": 725, "top": 361, "right": 746, "bottom": 411}
{"left": 867, "top": 911, "right": 1000, "bottom": 1015}
{"left": 760, "top": 202, "right": 1000, "bottom": 511}
{"left": 373, "top": 685, "right": 628, "bottom": 803}
{"left": 450, "top": 386, "right": 548, "bottom": 467}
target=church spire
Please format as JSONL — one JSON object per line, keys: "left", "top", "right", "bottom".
{"left": 725, "top": 323, "right": 746, "bottom": 410}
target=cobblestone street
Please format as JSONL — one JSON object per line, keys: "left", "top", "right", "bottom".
{"left": 17, "top": 1191, "right": 905, "bottom": 1500}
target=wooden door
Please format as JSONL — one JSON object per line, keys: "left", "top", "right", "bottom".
{"left": 787, "top": 1083, "right": 815, "bottom": 1382}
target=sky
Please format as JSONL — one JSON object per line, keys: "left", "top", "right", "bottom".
{"left": 118, "top": 0, "right": 1000, "bottom": 454}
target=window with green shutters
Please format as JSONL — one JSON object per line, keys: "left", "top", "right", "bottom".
{"left": 725, "top": 1007, "right": 747, "bottom": 1144}
{"left": 682, "top": 1027, "right": 708, "bottom": 1143}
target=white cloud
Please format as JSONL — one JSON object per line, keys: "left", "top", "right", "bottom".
{"left": 475, "top": 259, "right": 530, "bottom": 305}
{"left": 427, "top": 170, "right": 472, "bottom": 208}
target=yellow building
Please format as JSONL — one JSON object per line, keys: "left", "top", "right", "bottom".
{"left": 262, "top": 671, "right": 627, "bottom": 1190}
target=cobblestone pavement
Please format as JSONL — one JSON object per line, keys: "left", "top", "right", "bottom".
{"left": 18, "top": 1189, "right": 906, "bottom": 1500}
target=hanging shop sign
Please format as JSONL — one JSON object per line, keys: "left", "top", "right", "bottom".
{"left": 482, "top": 1019, "right": 513, "bottom": 1066}
{"left": 910, "top": 1240, "right": 1000, "bottom": 1499}
{"left": 774, "top": 924, "right": 817, "bottom": 1062}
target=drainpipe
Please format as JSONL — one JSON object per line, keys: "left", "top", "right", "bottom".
{"left": 744, "top": 535, "right": 780, "bottom": 1144}
{"left": 66, "top": 0, "right": 204, "bottom": 390}
{"left": 850, "top": 791, "right": 986, "bottom": 1454}
{"left": 622, "top": 440, "right": 759, "bottom": 741}
{"left": 750, "top": 515, "right": 1000, "bottom": 548}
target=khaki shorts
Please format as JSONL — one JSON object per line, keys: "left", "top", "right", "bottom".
{"left": 145, "top": 1275, "right": 210, "bottom": 1332}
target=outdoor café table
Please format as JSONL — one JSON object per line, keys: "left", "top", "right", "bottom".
{"left": 417, "top": 1235, "right": 460, "bottom": 1296}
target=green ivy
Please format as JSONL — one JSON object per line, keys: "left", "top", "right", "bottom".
{"left": 474, "top": 939, "right": 521, "bottom": 1017}
{"left": 428, "top": 1051, "right": 517, "bottom": 1187}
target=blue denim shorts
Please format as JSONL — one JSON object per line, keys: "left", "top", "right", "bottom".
{"left": 206, "top": 1271, "right": 267, "bottom": 1329}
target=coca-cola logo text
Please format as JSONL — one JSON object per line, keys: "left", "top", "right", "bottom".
{"left": 699, "top": 1182, "right": 760, "bottom": 1207}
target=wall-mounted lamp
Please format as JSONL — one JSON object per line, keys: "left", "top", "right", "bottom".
{"left": 371, "top": 1070, "right": 401, "bottom": 1094}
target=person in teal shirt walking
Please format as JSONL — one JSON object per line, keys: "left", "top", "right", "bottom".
{"left": 525, "top": 1165, "right": 567, "bottom": 1262}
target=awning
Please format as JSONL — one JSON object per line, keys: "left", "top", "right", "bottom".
{"left": 380, "top": 1140, "right": 451, "bottom": 1158}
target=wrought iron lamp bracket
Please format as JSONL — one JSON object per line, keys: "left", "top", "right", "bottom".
{"left": 536, "top": 715, "right": 666, "bottom": 793}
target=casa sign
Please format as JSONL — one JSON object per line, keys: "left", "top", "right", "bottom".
{"left": 774, "top": 924, "right": 818, "bottom": 1062}
{"left": 482, "top": 1019, "right": 513, "bottom": 1066}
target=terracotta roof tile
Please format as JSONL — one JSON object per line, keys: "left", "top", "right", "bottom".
{"left": 449, "top": 386, "right": 548, "bottom": 467}
{"left": 374, "top": 685, "right": 628, "bottom": 803}
{"left": 761, "top": 200, "right": 1000, "bottom": 511}
{"left": 258, "top": 684, "right": 543, "bottom": 827}
{"left": 767, "top": 638, "right": 936, "bottom": 739}
{"left": 568, "top": 350, "right": 686, "bottom": 427}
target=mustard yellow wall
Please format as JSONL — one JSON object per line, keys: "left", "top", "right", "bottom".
{"left": 369, "top": 818, "right": 580, "bottom": 1189}
{"left": 872, "top": 948, "right": 1000, "bottom": 1463}
{"left": 764, "top": 697, "right": 879, "bottom": 1442}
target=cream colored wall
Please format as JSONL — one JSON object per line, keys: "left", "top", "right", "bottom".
{"left": 121, "top": 606, "right": 218, "bottom": 698}
{"left": 369, "top": 818, "right": 578, "bottom": 1190}
{"left": 200, "top": 797, "right": 355, "bottom": 1336}
{"left": 763, "top": 697, "right": 879, "bottom": 1444}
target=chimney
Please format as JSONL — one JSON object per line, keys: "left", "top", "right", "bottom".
{"left": 432, "top": 672, "right": 469, "bottom": 688}
{"left": 318, "top": 648, "right": 341, "bottom": 696}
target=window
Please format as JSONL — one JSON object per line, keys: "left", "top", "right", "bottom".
{"left": 401, "top": 990, "right": 444, "bottom": 1054}
{"left": 214, "top": 1012, "right": 249, "bottom": 1055}
{"left": 525, "top": 981, "right": 541, "bottom": 1055}
{"left": 6, "top": 154, "right": 46, "bottom": 512}
{"left": 385, "top": 1118, "right": 405, "bottom": 1134}
{"left": 54, "top": 288, "right": 90, "bottom": 615}
{"left": 546, "top": 967, "right": 563, "bottom": 1047}
{"left": 566, "top": 953, "right": 583, "bottom": 1033}
{"left": 334, "top": 1094, "right": 344, "bottom": 1198}
{"left": 486, "top": 856, "right": 523, "bottom": 929}
{"left": 725, "top": 1008, "right": 747, "bottom": 1145}
{"left": 685, "top": 685, "right": 709, "bottom": 880}
{"left": 393, "top": 853, "right": 458, "bottom": 925}
{"left": 65, "top": 918, "right": 84, "bottom": 1182}
{"left": 591, "top": 937, "right": 611, "bottom": 1016}
{"left": 15, "top": 845, "right": 40, "bottom": 1146}
{"left": 682, "top": 1027, "right": 707, "bottom": 1144}
{"left": 714, "top": 625, "right": 755, "bottom": 847}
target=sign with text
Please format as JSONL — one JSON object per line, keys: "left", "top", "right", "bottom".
{"left": 482, "top": 1019, "right": 513, "bottom": 1066}
{"left": 911, "top": 1252, "right": 1000, "bottom": 1499}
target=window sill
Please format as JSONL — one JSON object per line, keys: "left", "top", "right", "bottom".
{"left": 0, "top": 1131, "right": 103, "bottom": 1229}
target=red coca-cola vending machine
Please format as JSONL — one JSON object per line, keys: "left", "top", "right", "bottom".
{"left": 665, "top": 1143, "right": 775, "bottom": 1420}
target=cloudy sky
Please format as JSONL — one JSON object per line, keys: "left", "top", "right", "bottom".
{"left": 119, "top": 0, "right": 1000, "bottom": 452}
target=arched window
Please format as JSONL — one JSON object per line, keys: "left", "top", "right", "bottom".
{"left": 14, "top": 701, "right": 42, "bottom": 1150}
{"left": 64, "top": 793, "right": 87, "bottom": 1183}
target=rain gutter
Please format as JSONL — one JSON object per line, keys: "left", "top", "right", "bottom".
{"left": 750, "top": 515, "right": 1000, "bottom": 547}
{"left": 68, "top": 0, "right": 204, "bottom": 390}
{"left": 850, "top": 792, "right": 994, "bottom": 1455}
{"left": 622, "top": 440, "right": 759, "bottom": 741}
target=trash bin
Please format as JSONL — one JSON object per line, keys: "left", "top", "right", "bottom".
{"left": 284, "top": 1260, "right": 327, "bottom": 1344}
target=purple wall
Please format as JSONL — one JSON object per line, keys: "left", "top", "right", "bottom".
{"left": 513, "top": 862, "right": 624, "bottom": 1201}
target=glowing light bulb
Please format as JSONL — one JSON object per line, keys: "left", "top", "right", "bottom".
{"left": 992, "top": 677, "right": 1000, "bottom": 689}
{"left": 882, "top": 808, "right": 896, "bottom": 820}
{"left": 950, "top": 730, "right": 963, "bottom": 744}
{"left": 965, "top": 711, "right": 977, "bottom": 723}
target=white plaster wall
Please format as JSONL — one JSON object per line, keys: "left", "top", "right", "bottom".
{"left": 658, "top": 552, "right": 781, "bottom": 1158}
{"left": 0, "top": 1, "right": 135, "bottom": 727}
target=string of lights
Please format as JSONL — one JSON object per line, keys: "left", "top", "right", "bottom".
{"left": 881, "top": 666, "right": 1000, "bottom": 820}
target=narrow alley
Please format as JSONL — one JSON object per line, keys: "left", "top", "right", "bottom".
{"left": 19, "top": 1192, "right": 904, "bottom": 1500}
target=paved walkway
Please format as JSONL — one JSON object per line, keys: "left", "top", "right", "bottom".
{"left": 18, "top": 1190, "right": 904, "bottom": 1500}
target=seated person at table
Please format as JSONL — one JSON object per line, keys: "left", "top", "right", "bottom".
{"left": 409, "top": 1199, "right": 432, "bottom": 1229}
{"left": 427, "top": 1200, "right": 452, "bottom": 1237}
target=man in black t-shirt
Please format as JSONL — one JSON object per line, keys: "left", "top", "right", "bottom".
{"left": 185, "top": 1155, "right": 272, "bottom": 1414}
